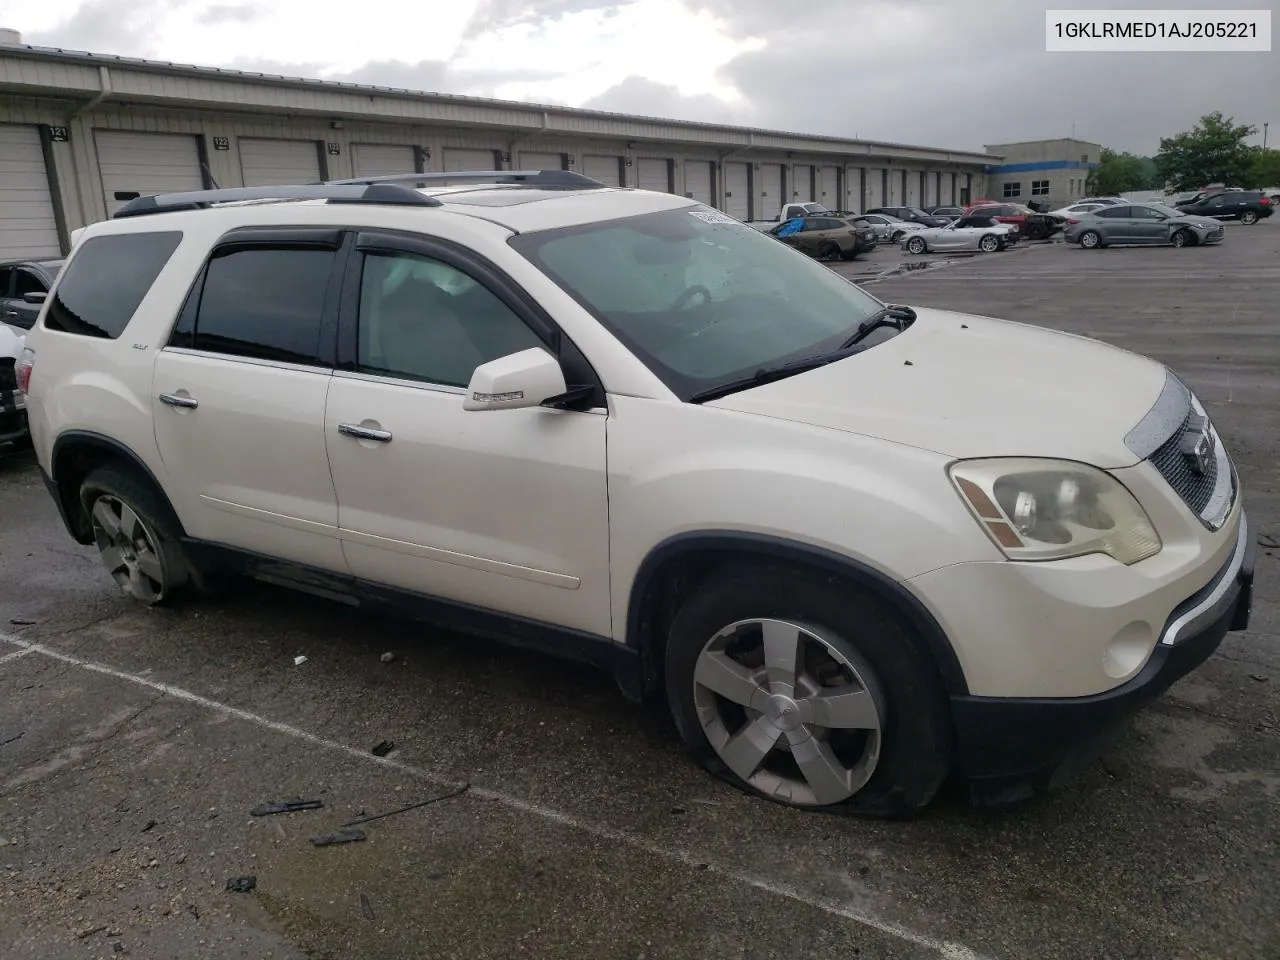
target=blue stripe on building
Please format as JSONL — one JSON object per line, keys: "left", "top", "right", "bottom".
{"left": 985, "top": 160, "right": 1101, "bottom": 173}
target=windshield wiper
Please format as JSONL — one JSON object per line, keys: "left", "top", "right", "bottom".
{"left": 838, "top": 304, "right": 917, "bottom": 349}
{"left": 688, "top": 349, "right": 865, "bottom": 403}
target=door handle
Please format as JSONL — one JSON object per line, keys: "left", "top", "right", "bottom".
{"left": 338, "top": 423, "right": 392, "bottom": 443}
{"left": 159, "top": 393, "right": 199, "bottom": 409}
{"left": 2, "top": 310, "right": 17, "bottom": 318}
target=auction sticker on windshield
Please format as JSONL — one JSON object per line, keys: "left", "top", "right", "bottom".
{"left": 689, "top": 210, "right": 739, "bottom": 224}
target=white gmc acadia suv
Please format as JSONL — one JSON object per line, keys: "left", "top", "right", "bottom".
{"left": 17, "top": 171, "right": 1255, "bottom": 815}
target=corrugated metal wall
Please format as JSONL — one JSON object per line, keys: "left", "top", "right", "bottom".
{"left": 0, "top": 96, "right": 988, "bottom": 250}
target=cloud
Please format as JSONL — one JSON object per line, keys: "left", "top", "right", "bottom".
{"left": 197, "top": 4, "right": 258, "bottom": 25}
{"left": 18, "top": 0, "right": 1276, "bottom": 155}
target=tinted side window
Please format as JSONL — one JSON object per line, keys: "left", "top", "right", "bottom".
{"left": 44, "top": 232, "right": 182, "bottom": 339}
{"left": 357, "top": 251, "right": 543, "bottom": 388}
{"left": 0, "top": 268, "right": 12, "bottom": 298}
{"left": 192, "top": 248, "right": 335, "bottom": 365}
{"left": 14, "top": 270, "right": 46, "bottom": 296}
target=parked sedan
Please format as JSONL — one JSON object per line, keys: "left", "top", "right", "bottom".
{"left": 767, "top": 215, "right": 875, "bottom": 260}
{"left": 849, "top": 213, "right": 927, "bottom": 242}
{"left": 901, "top": 216, "right": 1015, "bottom": 254}
{"left": 866, "top": 206, "right": 953, "bottom": 228}
{"left": 1063, "top": 203, "right": 1225, "bottom": 248}
{"left": 0, "top": 258, "right": 62, "bottom": 333}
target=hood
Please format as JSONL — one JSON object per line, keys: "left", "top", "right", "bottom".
{"left": 708, "top": 308, "right": 1166, "bottom": 468}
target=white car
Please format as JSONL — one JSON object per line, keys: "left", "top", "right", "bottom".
{"left": 849, "top": 213, "right": 928, "bottom": 242}
{"left": 18, "top": 171, "right": 1254, "bottom": 814}
{"left": 901, "top": 218, "right": 1016, "bottom": 254}
{"left": 0, "top": 323, "right": 27, "bottom": 446}
{"left": 1048, "top": 202, "right": 1107, "bottom": 218}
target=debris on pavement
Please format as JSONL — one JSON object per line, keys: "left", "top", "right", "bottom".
{"left": 371, "top": 740, "right": 394, "bottom": 757}
{"left": 310, "top": 828, "right": 366, "bottom": 847}
{"left": 141, "top": 820, "right": 157, "bottom": 832}
{"left": 293, "top": 655, "right": 308, "bottom": 666}
{"left": 340, "top": 784, "right": 470, "bottom": 827}
{"left": 380, "top": 651, "right": 395, "bottom": 663}
{"left": 0, "top": 731, "right": 24, "bottom": 746}
{"left": 360, "top": 892, "right": 376, "bottom": 921}
{"left": 75, "top": 925, "right": 107, "bottom": 939}
{"left": 1249, "top": 674, "right": 1269, "bottom": 683}
{"left": 7, "top": 617, "right": 36, "bottom": 625}
{"left": 224, "top": 876, "right": 257, "bottom": 893}
{"left": 251, "top": 798, "right": 324, "bottom": 816}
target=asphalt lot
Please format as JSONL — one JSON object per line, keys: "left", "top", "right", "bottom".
{"left": 2, "top": 219, "right": 1278, "bottom": 960}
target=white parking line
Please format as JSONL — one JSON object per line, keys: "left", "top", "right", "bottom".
{"left": 0, "top": 632, "right": 990, "bottom": 960}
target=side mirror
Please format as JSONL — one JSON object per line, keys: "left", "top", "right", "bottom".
{"left": 22, "top": 292, "right": 47, "bottom": 305}
{"left": 463, "top": 347, "right": 567, "bottom": 412}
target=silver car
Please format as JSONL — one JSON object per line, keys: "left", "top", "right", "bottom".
{"left": 1062, "top": 203, "right": 1225, "bottom": 249}
{"left": 849, "top": 214, "right": 927, "bottom": 242}
{"left": 901, "top": 216, "right": 1016, "bottom": 254}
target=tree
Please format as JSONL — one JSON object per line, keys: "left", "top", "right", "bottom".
{"left": 1154, "top": 112, "right": 1257, "bottom": 191}
{"left": 1086, "top": 148, "right": 1153, "bottom": 195}
{"left": 1245, "top": 147, "right": 1280, "bottom": 189}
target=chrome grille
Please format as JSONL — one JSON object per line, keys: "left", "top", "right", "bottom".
{"left": 1149, "top": 410, "right": 1218, "bottom": 514}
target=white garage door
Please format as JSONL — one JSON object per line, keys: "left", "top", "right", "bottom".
{"left": 583, "top": 155, "right": 622, "bottom": 186}
{"left": 519, "top": 151, "right": 564, "bottom": 172}
{"left": 636, "top": 157, "right": 670, "bottom": 193}
{"left": 352, "top": 144, "right": 416, "bottom": 178}
{"left": 96, "top": 130, "right": 205, "bottom": 218}
{"left": 239, "top": 138, "right": 321, "bottom": 187}
{"left": 864, "top": 168, "right": 885, "bottom": 209}
{"left": 443, "top": 147, "right": 499, "bottom": 172}
{"left": 759, "top": 163, "right": 783, "bottom": 219}
{"left": 817, "top": 166, "right": 839, "bottom": 208}
{"left": 684, "top": 160, "right": 713, "bottom": 205}
{"left": 0, "top": 124, "right": 60, "bottom": 260}
{"left": 723, "top": 161, "right": 749, "bottom": 220}
{"left": 791, "top": 164, "right": 814, "bottom": 202}
{"left": 845, "top": 167, "right": 863, "bottom": 212}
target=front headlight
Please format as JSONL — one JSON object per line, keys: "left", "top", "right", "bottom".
{"left": 949, "top": 458, "right": 1162, "bottom": 564}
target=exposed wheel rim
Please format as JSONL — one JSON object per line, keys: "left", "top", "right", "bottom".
{"left": 1241, "top": 212, "right": 1257, "bottom": 224}
{"left": 1080, "top": 231, "right": 1099, "bottom": 248}
{"left": 90, "top": 495, "right": 168, "bottom": 603}
{"left": 980, "top": 235, "right": 998, "bottom": 251}
{"left": 1172, "top": 231, "right": 1187, "bottom": 247}
{"left": 907, "top": 237, "right": 925, "bottom": 254}
{"left": 693, "top": 618, "right": 883, "bottom": 806}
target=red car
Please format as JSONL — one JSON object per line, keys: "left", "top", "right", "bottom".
{"left": 964, "top": 201, "right": 1063, "bottom": 240}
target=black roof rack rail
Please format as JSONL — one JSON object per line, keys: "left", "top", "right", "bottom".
{"left": 111, "top": 182, "right": 442, "bottom": 219}
{"left": 328, "top": 169, "right": 606, "bottom": 190}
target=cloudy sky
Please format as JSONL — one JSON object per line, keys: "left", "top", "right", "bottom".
{"left": 6, "top": 0, "right": 1276, "bottom": 154}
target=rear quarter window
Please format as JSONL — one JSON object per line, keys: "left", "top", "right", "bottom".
{"left": 44, "top": 231, "right": 182, "bottom": 339}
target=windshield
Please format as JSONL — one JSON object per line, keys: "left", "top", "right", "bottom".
{"left": 510, "top": 206, "right": 887, "bottom": 399}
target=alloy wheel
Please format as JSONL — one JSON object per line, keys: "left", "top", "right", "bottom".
{"left": 90, "top": 495, "right": 168, "bottom": 603}
{"left": 692, "top": 618, "right": 883, "bottom": 806}
{"left": 979, "top": 235, "right": 998, "bottom": 252}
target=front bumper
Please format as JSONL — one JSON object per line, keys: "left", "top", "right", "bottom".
{"left": 949, "top": 512, "right": 1255, "bottom": 807}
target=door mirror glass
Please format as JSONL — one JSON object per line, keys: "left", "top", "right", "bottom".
{"left": 22, "top": 291, "right": 48, "bottom": 305}
{"left": 464, "top": 347, "right": 567, "bottom": 412}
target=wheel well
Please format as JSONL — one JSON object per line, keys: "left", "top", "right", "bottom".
{"left": 625, "top": 535, "right": 969, "bottom": 702}
{"left": 51, "top": 433, "right": 182, "bottom": 545}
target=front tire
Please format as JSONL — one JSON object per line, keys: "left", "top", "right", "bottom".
{"left": 1078, "top": 230, "right": 1102, "bottom": 249}
{"left": 978, "top": 234, "right": 1000, "bottom": 252}
{"left": 664, "top": 566, "right": 953, "bottom": 817}
{"left": 1171, "top": 229, "right": 1190, "bottom": 248}
{"left": 80, "top": 465, "right": 194, "bottom": 605}
{"left": 906, "top": 236, "right": 927, "bottom": 255}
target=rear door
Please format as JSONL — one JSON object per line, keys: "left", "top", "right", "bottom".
{"left": 152, "top": 228, "right": 346, "bottom": 571}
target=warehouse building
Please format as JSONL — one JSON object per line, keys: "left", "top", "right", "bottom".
{"left": 983, "top": 138, "right": 1102, "bottom": 210}
{"left": 0, "top": 31, "right": 993, "bottom": 259}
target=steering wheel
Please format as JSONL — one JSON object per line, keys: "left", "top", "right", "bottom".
{"left": 670, "top": 285, "right": 712, "bottom": 312}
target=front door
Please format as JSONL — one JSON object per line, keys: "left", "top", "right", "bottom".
{"left": 152, "top": 235, "right": 346, "bottom": 571}
{"left": 323, "top": 233, "right": 611, "bottom": 637}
